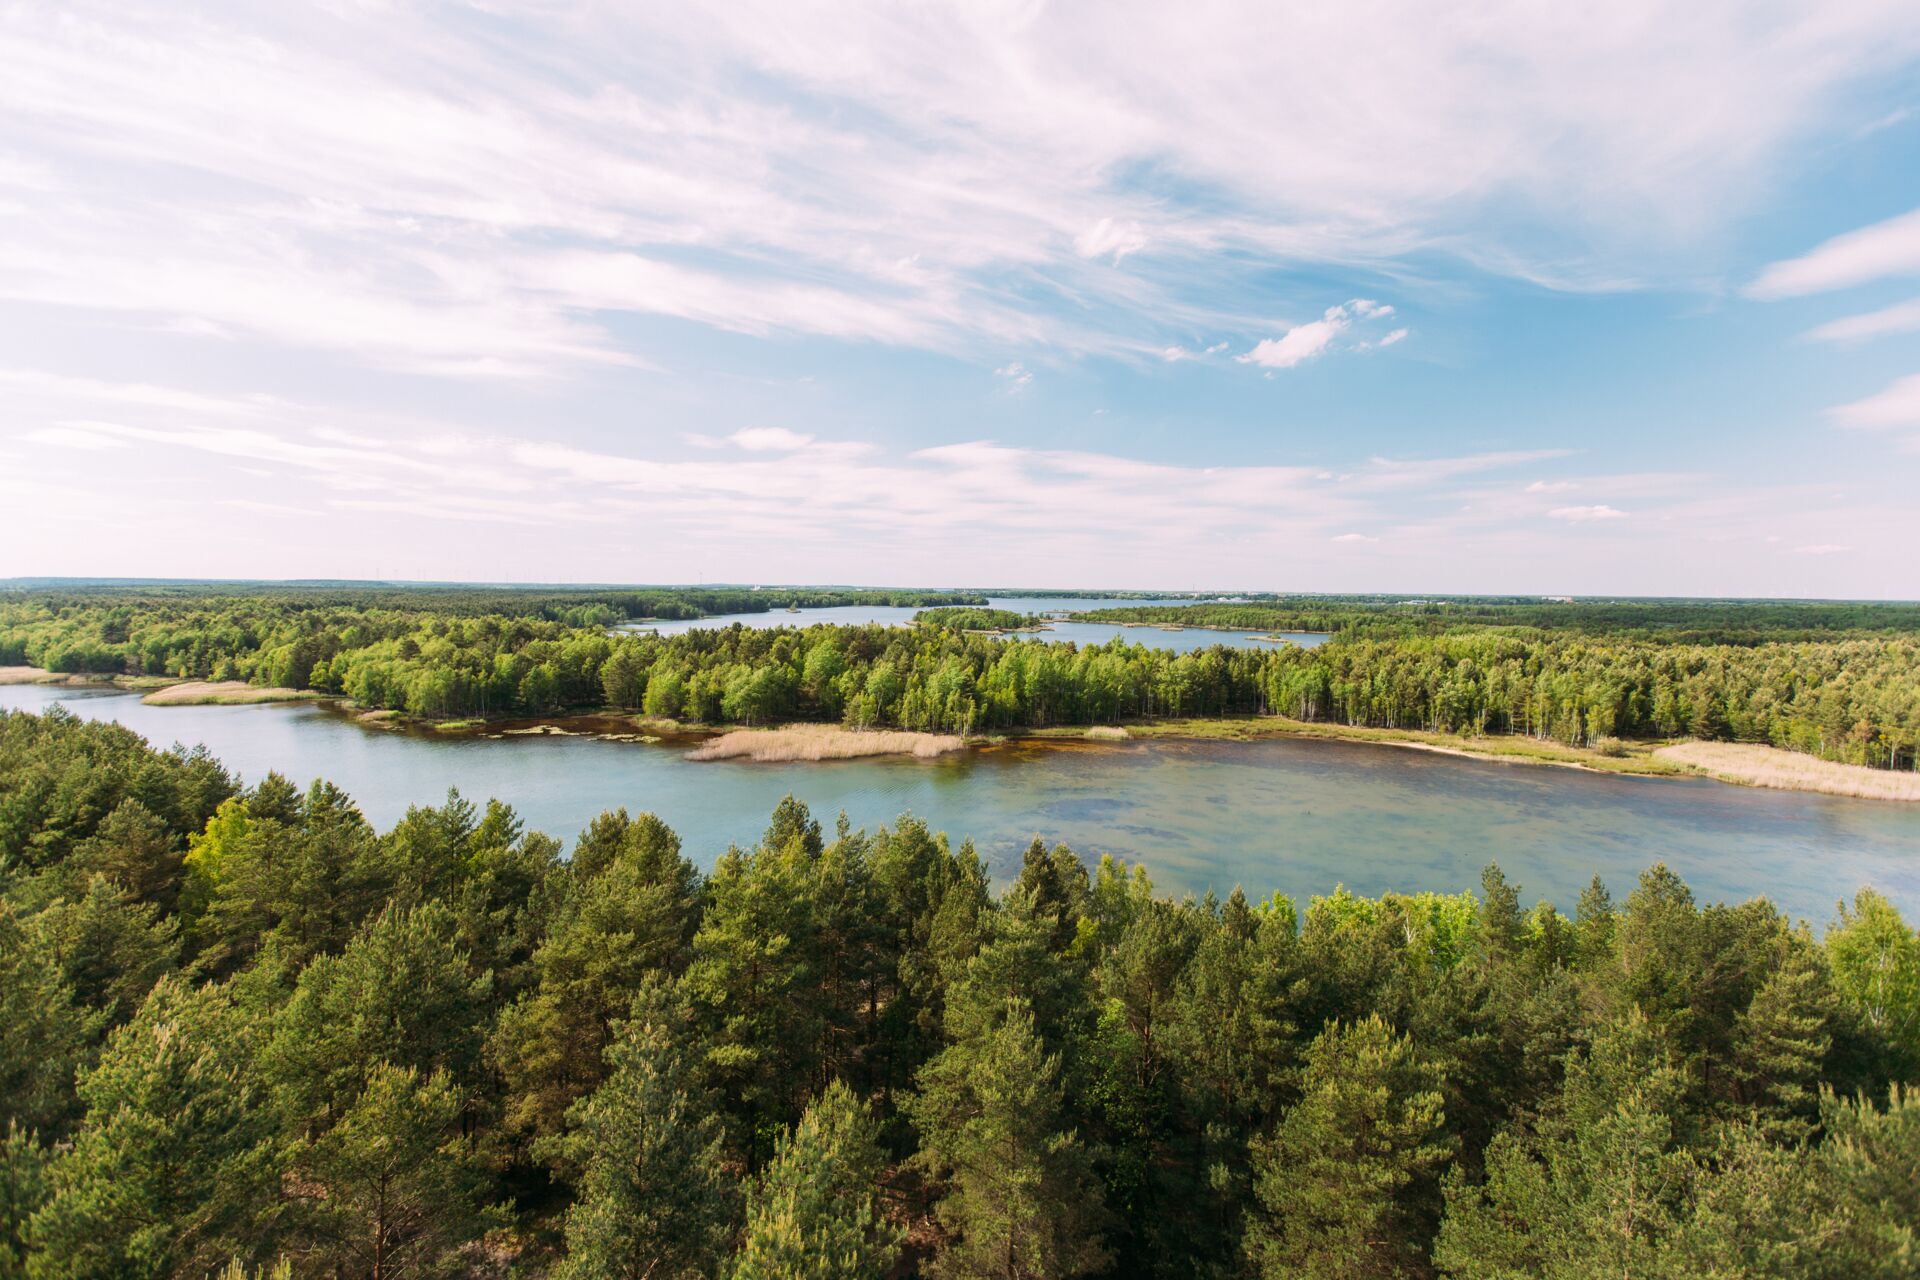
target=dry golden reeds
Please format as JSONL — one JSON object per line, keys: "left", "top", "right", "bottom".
{"left": 1654, "top": 741, "right": 1920, "bottom": 802}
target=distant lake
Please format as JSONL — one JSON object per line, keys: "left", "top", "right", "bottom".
{"left": 7, "top": 682, "right": 1917, "bottom": 928}
{"left": 619, "top": 596, "right": 1329, "bottom": 654}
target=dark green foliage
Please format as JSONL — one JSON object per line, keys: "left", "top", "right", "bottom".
{"left": 0, "top": 705, "right": 1916, "bottom": 1277}
{"left": 1246, "top": 1015, "right": 1454, "bottom": 1279}
{"left": 287, "top": 1063, "right": 500, "bottom": 1279}
{"left": 27, "top": 977, "right": 276, "bottom": 1278}
{"left": 555, "top": 983, "right": 737, "bottom": 1280}
{"left": 909, "top": 996, "right": 1111, "bottom": 1279}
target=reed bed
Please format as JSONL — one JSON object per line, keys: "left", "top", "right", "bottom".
{"left": 141, "top": 681, "right": 318, "bottom": 706}
{"left": 687, "top": 724, "right": 965, "bottom": 762}
{"left": 1654, "top": 741, "right": 1920, "bottom": 802}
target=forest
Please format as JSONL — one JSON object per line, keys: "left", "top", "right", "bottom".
{"left": 3, "top": 588, "right": 1919, "bottom": 769}
{"left": 0, "top": 705, "right": 1916, "bottom": 1277}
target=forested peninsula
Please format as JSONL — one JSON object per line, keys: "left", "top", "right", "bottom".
{"left": 3, "top": 586, "right": 1919, "bottom": 772}
{"left": 3, "top": 706, "right": 1917, "bottom": 1277}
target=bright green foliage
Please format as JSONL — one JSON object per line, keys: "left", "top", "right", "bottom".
{"left": 289, "top": 1064, "right": 499, "bottom": 1278}
{"left": 12, "top": 586, "right": 1920, "bottom": 766}
{"left": 1826, "top": 889, "right": 1920, "bottom": 1078}
{"left": 26, "top": 977, "right": 274, "bottom": 1279}
{"left": 0, "top": 704, "right": 1915, "bottom": 1278}
{"left": 728, "top": 1079, "right": 900, "bottom": 1280}
{"left": 555, "top": 985, "right": 737, "bottom": 1280}
{"left": 909, "top": 996, "right": 1110, "bottom": 1279}
{"left": 1246, "top": 1014, "right": 1453, "bottom": 1279}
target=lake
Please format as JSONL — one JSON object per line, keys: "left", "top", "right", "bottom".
{"left": 621, "top": 596, "right": 1330, "bottom": 654}
{"left": 7, "top": 682, "right": 1917, "bottom": 927}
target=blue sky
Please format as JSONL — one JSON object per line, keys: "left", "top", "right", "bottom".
{"left": 3, "top": 2, "right": 1920, "bottom": 595}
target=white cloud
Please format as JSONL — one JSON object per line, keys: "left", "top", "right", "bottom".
{"left": 1073, "top": 218, "right": 1149, "bottom": 261}
{"left": 995, "top": 362, "right": 1034, "bottom": 391}
{"left": 1526, "top": 480, "right": 1578, "bottom": 493}
{"left": 1828, "top": 374, "right": 1920, "bottom": 428}
{"left": 1748, "top": 207, "right": 1920, "bottom": 298}
{"left": 1806, "top": 298, "right": 1920, "bottom": 343}
{"left": 1238, "top": 299, "right": 1401, "bottom": 370}
{"left": 729, "top": 427, "right": 815, "bottom": 452}
{"left": 1378, "top": 328, "right": 1409, "bottom": 347}
{"left": 1548, "top": 505, "right": 1629, "bottom": 521}
{"left": 20, "top": 424, "right": 130, "bottom": 451}
{"left": 1792, "top": 543, "right": 1851, "bottom": 555}
{"left": 0, "top": 1, "right": 1914, "bottom": 381}
{"left": 1331, "top": 533, "right": 1379, "bottom": 543}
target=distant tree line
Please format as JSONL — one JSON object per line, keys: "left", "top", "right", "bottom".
{"left": 4, "top": 590, "right": 1919, "bottom": 768}
{"left": 912, "top": 607, "right": 1037, "bottom": 632}
{"left": 1078, "top": 598, "right": 1920, "bottom": 645}
{"left": 1, "top": 707, "right": 1916, "bottom": 1276}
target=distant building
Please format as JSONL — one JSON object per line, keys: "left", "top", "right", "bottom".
{"left": 1543, "top": 595, "right": 1574, "bottom": 603}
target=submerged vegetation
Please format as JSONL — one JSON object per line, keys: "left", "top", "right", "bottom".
{"left": 3, "top": 586, "right": 1919, "bottom": 772}
{"left": 1, "top": 706, "right": 1916, "bottom": 1276}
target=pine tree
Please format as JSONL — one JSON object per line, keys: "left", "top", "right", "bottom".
{"left": 1246, "top": 1014, "right": 1453, "bottom": 1279}
{"left": 0, "top": 904, "right": 93, "bottom": 1137}
{"left": 685, "top": 827, "right": 822, "bottom": 1162}
{"left": 26, "top": 977, "right": 275, "bottom": 1279}
{"left": 908, "top": 996, "right": 1109, "bottom": 1280}
{"left": 1731, "top": 943, "right": 1833, "bottom": 1139}
{"left": 291, "top": 1064, "right": 499, "bottom": 1278}
{"left": 0, "top": 1123, "right": 50, "bottom": 1279}
{"left": 555, "top": 985, "right": 737, "bottom": 1280}
{"left": 727, "top": 1079, "right": 900, "bottom": 1280}
{"left": 493, "top": 809, "right": 700, "bottom": 1160}
{"left": 1434, "top": 1010, "right": 1697, "bottom": 1279}
{"left": 261, "top": 901, "right": 489, "bottom": 1134}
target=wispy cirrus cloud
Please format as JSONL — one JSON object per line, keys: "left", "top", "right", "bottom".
{"left": 2, "top": 1, "right": 1917, "bottom": 379}
{"left": 1749, "top": 207, "right": 1920, "bottom": 298}
{"left": 1828, "top": 374, "right": 1920, "bottom": 429}
{"left": 1806, "top": 299, "right": 1920, "bottom": 343}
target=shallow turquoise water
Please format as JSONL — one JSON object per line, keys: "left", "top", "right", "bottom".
{"left": 6, "top": 682, "right": 1916, "bottom": 926}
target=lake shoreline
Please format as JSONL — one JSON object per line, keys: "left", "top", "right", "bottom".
{"left": 15, "top": 676, "right": 1914, "bottom": 802}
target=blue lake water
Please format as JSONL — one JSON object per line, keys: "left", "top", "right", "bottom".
{"left": 620, "top": 596, "right": 1329, "bottom": 654}
{"left": 7, "top": 682, "right": 1916, "bottom": 928}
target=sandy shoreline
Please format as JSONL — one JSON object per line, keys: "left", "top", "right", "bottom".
{"left": 686, "top": 724, "right": 965, "bottom": 762}
{"left": 10, "top": 676, "right": 1912, "bottom": 802}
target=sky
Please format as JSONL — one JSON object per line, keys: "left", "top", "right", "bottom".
{"left": 3, "top": 2, "right": 1920, "bottom": 596}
